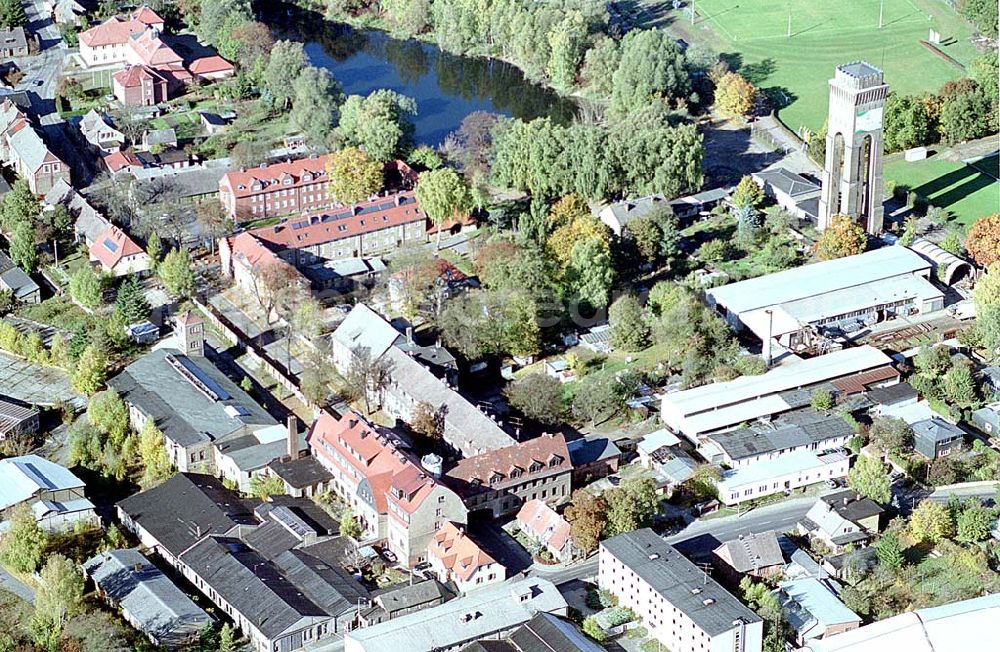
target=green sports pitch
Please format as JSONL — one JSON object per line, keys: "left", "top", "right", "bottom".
{"left": 687, "top": 0, "right": 980, "bottom": 133}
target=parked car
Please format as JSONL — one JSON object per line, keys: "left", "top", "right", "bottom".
{"left": 380, "top": 549, "right": 397, "bottom": 564}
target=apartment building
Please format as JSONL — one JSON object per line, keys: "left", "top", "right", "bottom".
{"left": 308, "top": 411, "right": 468, "bottom": 567}
{"left": 716, "top": 450, "right": 850, "bottom": 506}
{"left": 599, "top": 529, "right": 763, "bottom": 652}
{"left": 444, "top": 433, "right": 572, "bottom": 518}
{"left": 218, "top": 155, "right": 332, "bottom": 221}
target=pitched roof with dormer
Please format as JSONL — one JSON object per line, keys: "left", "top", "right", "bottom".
{"left": 219, "top": 155, "right": 330, "bottom": 200}
{"left": 308, "top": 411, "right": 443, "bottom": 519}
{"left": 516, "top": 499, "right": 572, "bottom": 553}
{"left": 427, "top": 521, "right": 496, "bottom": 582}
{"left": 445, "top": 433, "right": 571, "bottom": 494}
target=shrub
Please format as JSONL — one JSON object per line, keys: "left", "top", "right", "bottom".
{"left": 582, "top": 616, "right": 606, "bottom": 642}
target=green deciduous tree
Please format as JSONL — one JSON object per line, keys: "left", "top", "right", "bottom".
{"left": 340, "top": 507, "right": 362, "bottom": 539}
{"left": 604, "top": 478, "right": 659, "bottom": 538}
{"left": 883, "top": 93, "right": 934, "bottom": 152}
{"left": 1, "top": 179, "right": 39, "bottom": 233}
{"left": 336, "top": 89, "right": 417, "bottom": 163}
{"left": 546, "top": 12, "right": 586, "bottom": 90}
{"left": 870, "top": 416, "right": 913, "bottom": 455}
{"left": 0, "top": 504, "right": 46, "bottom": 573}
{"left": 609, "top": 293, "right": 649, "bottom": 352}
{"left": 580, "top": 36, "right": 619, "bottom": 95}
{"left": 731, "top": 175, "right": 765, "bottom": 209}
{"left": 290, "top": 66, "right": 343, "bottom": 147}
{"left": 572, "top": 375, "right": 622, "bottom": 427}
{"left": 34, "top": 554, "right": 84, "bottom": 632}
{"left": 569, "top": 237, "right": 614, "bottom": 308}
{"left": 249, "top": 474, "right": 285, "bottom": 500}
{"left": 848, "top": 455, "right": 891, "bottom": 504}
{"left": 957, "top": 504, "right": 995, "bottom": 543}
{"left": 415, "top": 167, "right": 471, "bottom": 250}
{"left": 264, "top": 40, "right": 308, "bottom": 110}
{"left": 8, "top": 219, "right": 36, "bottom": 273}
{"left": 440, "top": 289, "right": 540, "bottom": 359}
{"left": 327, "top": 146, "right": 383, "bottom": 205}
{"left": 611, "top": 29, "right": 689, "bottom": 116}
{"left": 938, "top": 87, "right": 995, "bottom": 144}
{"left": 139, "top": 419, "right": 173, "bottom": 488}
{"left": 505, "top": 374, "right": 565, "bottom": 426}
{"left": 159, "top": 247, "right": 196, "bottom": 298}
{"left": 70, "top": 266, "right": 104, "bottom": 309}
{"left": 87, "top": 389, "right": 130, "bottom": 448}
{"left": 909, "top": 500, "right": 954, "bottom": 543}
{"left": 0, "top": 0, "right": 26, "bottom": 28}
{"left": 810, "top": 389, "right": 834, "bottom": 411}
{"left": 72, "top": 344, "right": 108, "bottom": 395}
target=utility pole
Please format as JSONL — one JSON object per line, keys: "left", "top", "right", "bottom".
{"left": 690, "top": 0, "right": 695, "bottom": 25}
{"left": 879, "top": 0, "right": 884, "bottom": 29}
{"left": 787, "top": 12, "right": 792, "bottom": 38}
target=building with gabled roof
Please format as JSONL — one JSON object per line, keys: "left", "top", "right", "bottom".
{"left": 713, "top": 531, "right": 785, "bottom": 582}
{"left": 600, "top": 529, "right": 762, "bottom": 652}
{"left": 427, "top": 521, "right": 505, "bottom": 593}
{"left": 0, "top": 26, "right": 27, "bottom": 57}
{"left": 445, "top": 434, "right": 572, "bottom": 518}
{"left": 218, "top": 231, "right": 305, "bottom": 300}
{"left": 515, "top": 498, "right": 575, "bottom": 562}
{"left": 88, "top": 225, "right": 151, "bottom": 276}
{"left": 344, "top": 578, "right": 568, "bottom": 652}
{"left": 0, "top": 249, "right": 39, "bottom": 304}
{"left": 702, "top": 408, "right": 855, "bottom": 468}
{"left": 797, "top": 489, "right": 884, "bottom": 552}
{"left": 329, "top": 304, "right": 516, "bottom": 458}
{"left": 911, "top": 417, "right": 965, "bottom": 460}
{"left": 113, "top": 63, "right": 170, "bottom": 107}
{"left": 0, "top": 100, "right": 70, "bottom": 194}
{"left": 0, "top": 395, "right": 39, "bottom": 439}
{"left": 716, "top": 450, "right": 850, "bottom": 506}
{"left": 83, "top": 548, "right": 213, "bottom": 650}
{"left": 308, "top": 411, "right": 468, "bottom": 567}
{"left": 218, "top": 155, "right": 332, "bottom": 221}
{"left": 0, "top": 455, "right": 98, "bottom": 533}
{"left": 461, "top": 612, "right": 605, "bottom": 652}
{"left": 78, "top": 109, "right": 123, "bottom": 154}
{"left": 777, "top": 577, "right": 860, "bottom": 645}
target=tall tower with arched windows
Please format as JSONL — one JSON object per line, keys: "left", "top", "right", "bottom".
{"left": 818, "top": 62, "right": 889, "bottom": 235}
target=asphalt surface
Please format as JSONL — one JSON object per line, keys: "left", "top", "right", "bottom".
{"left": 0, "top": 565, "right": 35, "bottom": 604}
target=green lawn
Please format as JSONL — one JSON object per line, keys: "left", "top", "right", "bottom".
{"left": 884, "top": 153, "right": 999, "bottom": 226}
{"left": 686, "top": 0, "right": 979, "bottom": 133}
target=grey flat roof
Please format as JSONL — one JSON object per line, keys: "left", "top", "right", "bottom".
{"left": 83, "top": 548, "right": 212, "bottom": 647}
{"left": 707, "top": 410, "right": 853, "bottom": 461}
{"left": 601, "top": 529, "right": 760, "bottom": 636}
{"left": 567, "top": 436, "right": 621, "bottom": 466}
{"left": 706, "top": 246, "right": 931, "bottom": 316}
{"left": 346, "top": 578, "right": 566, "bottom": 652}
{"left": 109, "top": 348, "right": 276, "bottom": 449}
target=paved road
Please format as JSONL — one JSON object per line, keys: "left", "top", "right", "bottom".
{"left": 0, "top": 566, "right": 35, "bottom": 604}
{"left": 17, "top": 0, "right": 66, "bottom": 122}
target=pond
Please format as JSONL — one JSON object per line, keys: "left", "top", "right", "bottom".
{"left": 265, "top": 5, "right": 578, "bottom": 145}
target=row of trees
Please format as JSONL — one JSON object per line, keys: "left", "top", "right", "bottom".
{"left": 564, "top": 480, "right": 660, "bottom": 554}
{"left": 882, "top": 54, "right": 998, "bottom": 151}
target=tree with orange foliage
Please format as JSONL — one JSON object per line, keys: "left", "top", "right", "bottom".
{"left": 815, "top": 215, "right": 868, "bottom": 261}
{"left": 715, "top": 72, "right": 758, "bottom": 118}
{"left": 967, "top": 214, "right": 1000, "bottom": 267}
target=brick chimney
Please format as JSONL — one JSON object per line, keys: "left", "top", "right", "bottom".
{"left": 287, "top": 415, "right": 297, "bottom": 459}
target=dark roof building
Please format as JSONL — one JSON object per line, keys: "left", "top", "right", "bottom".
{"left": 713, "top": 531, "right": 785, "bottom": 578}
{"left": 599, "top": 529, "right": 762, "bottom": 652}
{"left": 911, "top": 418, "right": 965, "bottom": 460}
{"left": 0, "top": 249, "right": 40, "bottom": 304}
{"left": 704, "top": 409, "right": 854, "bottom": 467}
{"left": 460, "top": 612, "right": 605, "bottom": 652}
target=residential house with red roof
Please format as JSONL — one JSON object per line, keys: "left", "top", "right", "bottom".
{"left": 79, "top": 6, "right": 166, "bottom": 66}
{"left": 218, "top": 155, "right": 333, "bottom": 222}
{"left": 113, "top": 64, "right": 169, "bottom": 107}
{"left": 218, "top": 231, "right": 304, "bottom": 302}
{"left": 249, "top": 190, "right": 428, "bottom": 268}
{"left": 89, "top": 225, "right": 151, "bottom": 276}
{"left": 308, "top": 411, "right": 468, "bottom": 567}
{"left": 0, "top": 100, "right": 70, "bottom": 194}
{"left": 444, "top": 434, "right": 572, "bottom": 518}
{"left": 102, "top": 150, "right": 143, "bottom": 175}
{"left": 426, "top": 522, "right": 505, "bottom": 593}
{"left": 515, "top": 499, "right": 576, "bottom": 563}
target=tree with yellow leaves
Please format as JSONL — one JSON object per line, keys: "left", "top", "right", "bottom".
{"left": 715, "top": 72, "right": 758, "bottom": 118}
{"left": 815, "top": 215, "right": 868, "bottom": 261}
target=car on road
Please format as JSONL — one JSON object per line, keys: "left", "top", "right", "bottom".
{"left": 825, "top": 479, "right": 841, "bottom": 489}
{"left": 32, "top": 80, "right": 43, "bottom": 87}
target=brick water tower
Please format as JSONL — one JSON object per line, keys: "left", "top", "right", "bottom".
{"left": 818, "top": 62, "right": 889, "bottom": 236}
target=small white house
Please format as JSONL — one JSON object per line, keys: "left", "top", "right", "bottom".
{"left": 544, "top": 358, "right": 575, "bottom": 384}
{"left": 716, "top": 450, "right": 849, "bottom": 506}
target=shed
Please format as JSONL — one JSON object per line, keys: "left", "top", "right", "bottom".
{"left": 908, "top": 238, "right": 973, "bottom": 285}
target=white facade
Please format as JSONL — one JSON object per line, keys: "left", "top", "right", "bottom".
{"left": 599, "top": 542, "right": 763, "bottom": 652}
{"left": 716, "top": 451, "right": 850, "bottom": 506}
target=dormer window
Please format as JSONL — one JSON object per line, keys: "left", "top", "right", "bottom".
{"left": 508, "top": 466, "right": 522, "bottom": 479}
{"left": 529, "top": 461, "right": 542, "bottom": 473}
{"left": 489, "top": 472, "right": 504, "bottom": 485}
{"left": 548, "top": 455, "right": 562, "bottom": 468}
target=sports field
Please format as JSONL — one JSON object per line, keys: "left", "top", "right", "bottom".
{"left": 687, "top": 0, "right": 980, "bottom": 133}
{"left": 883, "top": 153, "right": 999, "bottom": 226}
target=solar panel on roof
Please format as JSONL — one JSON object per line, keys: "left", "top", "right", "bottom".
{"left": 166, "top": 353, "right": 232, "bottom": 401}
{"left": 103, "top": 238, "right": 119, "bottom": 252}
{"left": 291, "top": 220, "right": 308, "bottom": 230}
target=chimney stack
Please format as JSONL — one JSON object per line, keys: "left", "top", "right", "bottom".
{"left": 287, "top": 415, "right": 297, "bottom": 458}
{"left": 763, "top": 309, "right": 774, "bottom": 367}
{"left": 406, "top": 326, "right": 414, "bottom": 345}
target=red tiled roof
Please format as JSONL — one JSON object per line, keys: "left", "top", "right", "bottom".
{"left": 249, "top": 190, "right": 426, "bottom": 251}
{"left": 225, "top": 232, "right": 295, "bottom": 275}
{"left": 103, "top": 150, "right": 142, "bottom": 173}
{"left": 128, "top": 29, "right": 182, "bottom": 66}
{"left": 89, "top": 225, "right": 145, "bottom": 269}
{"left": 132, "top": 6, "right": 165, "bottom": 26}
{"left": 219, "top": 155, "right": 330, "bottom": 200}
{"left": 79, "top": 16, "right": 137, "bottom": 47}
{"left": 446, "top": 433, "right": 571, "bottom": 489}
{"left": 113, "top": 63, "right": 168, "bottom": 87}
{"left": 391, "top": 258, "right": 467, "bottom": 284}
{"left": 516, "top": 499, "right": 572, "bottom": 552}
{"left": 427, "top": 522, "right": 495, "bottom": 582}
{"left": 308, "top": 411, "right": 438, "bottom": 516}
{"left": 188, "top": 55, "right": 234, "bottom": 75}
